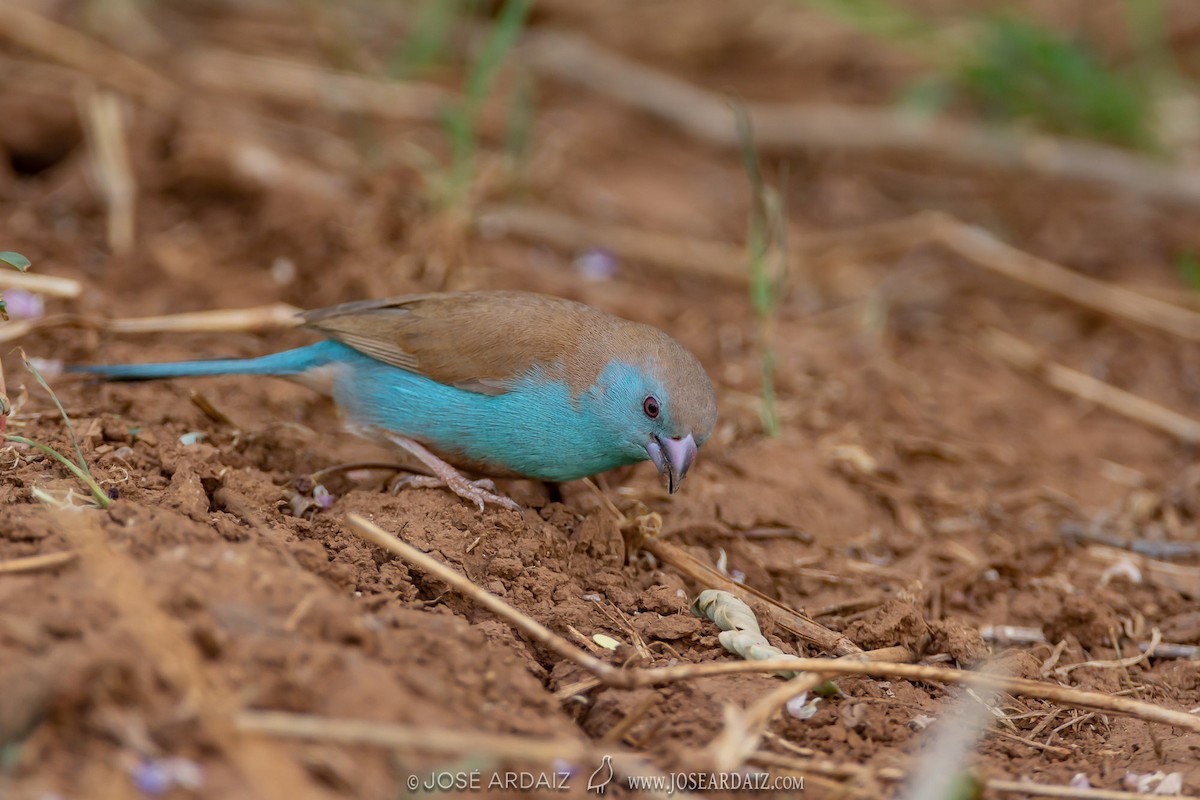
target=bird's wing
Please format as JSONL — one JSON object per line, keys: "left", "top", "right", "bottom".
{"left": 301, "top": 291, "right": 601, "bottom": 394}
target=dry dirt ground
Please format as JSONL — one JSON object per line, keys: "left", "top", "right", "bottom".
{"left": 4, "top": 1, "right": 1200, "bottom": 798}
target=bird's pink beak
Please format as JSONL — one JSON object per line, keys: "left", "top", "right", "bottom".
{"left": 647, "top": 433, "right": 697, "bottom": 494}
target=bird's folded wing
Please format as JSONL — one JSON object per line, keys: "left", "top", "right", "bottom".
{"left": 301, "top": 292, "right": 596, "bottom": 394}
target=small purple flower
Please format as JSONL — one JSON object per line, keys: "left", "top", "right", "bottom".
{"left": 129, "top": 757, "right": 205, "bottom": 795}
{"left": 573, "top": 249, "right": 618, "bottom": 282}
{"left": 313, "top": 484, "right": 335, "bottom": 509}
{"left": 2, "top": 289, "right": 44, "bottom": 320}
{"left": 130, "top": 759, "right": 172, "bottom": 795}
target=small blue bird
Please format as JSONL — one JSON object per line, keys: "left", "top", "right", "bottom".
{"left": 74, "top": 291, "right": 718, "bottom": 511}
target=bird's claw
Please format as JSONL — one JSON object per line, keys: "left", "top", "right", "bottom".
{"left": 390, "top": 474, "right": 520, "bottom": 512}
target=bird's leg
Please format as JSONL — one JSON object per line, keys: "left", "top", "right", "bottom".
{"left": 380, "top": 433, "right": 521, "bottom": 512}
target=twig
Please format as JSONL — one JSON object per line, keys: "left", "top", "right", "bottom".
{"left": 751, "top": 752, "right": 1200, "bottom": 799}
{"left": 987, "top": 779, "right": 1198, "bottom": 799}
{"left": 519, "top": 29, "right": 1200, "bottom": 205}
{"left": 981, "top": 624, "right": 1047, "bottom": 645}
{"left": 599, "top": 695, "right": 658, "bottom": 744}
{"left": 930, "top": 215, "right": 1200, "bottom": 341}
{"left": 235, "top": 711, "right": 679, "bottom": 798}
{"left": 0, "top": 303, "right": 303, "bottom": 344}
{"left": 0, "top": 4, "right": 176, "bottom": 109}
{"left": 1055, "top": 630, "right": 1162, "bottom": 677}
{"left": 621, "top": 657, "right": 1200, "bottom": 732}
{"left": 0, "top": 271, "right": 82, "bottom": 299}
{"left": 347, "top": 516, "right": 1200, "bottom": 733}
{"left": 344, "top": 514, "right": 620, "bottom": 681}
{"left": 641, "top": 535, "right": 862, "bottom": 656}
{"left": 0, "top": 551, "right": 78, "bottom": 575}
{"left": 53, "top": 516, "right": 320, "bottom": 799}
{"left": 476, "top": 204, "right": 746, "bottom": 284}
{"left": 238, "top": 710, "right": 589, "bottom": 760}
{"left": 101, "top": 303, "right": 303, "bottom": 333}
{"left": 988, "top": 727, "right": 1072, "bottom": 756}
{"left": 185, "top": 49, "right": 451, "bottom": 121}
{"left": 983, "top": 327, "right": 1200, "bottom": 444}
{"left": 1060, "top": 520, "right": 1200, "bottom": 560}
{"left": 1086, "top": 544, "right": 1200, "bottom": 600}
{"left": 80, "top": 90, "right": 136, "bottom": 254}
{"left": 480, "top": 205, "right": 1200, "bottom": 344}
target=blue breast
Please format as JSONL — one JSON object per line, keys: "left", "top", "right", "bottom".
{"left": 324, "top": 343, "right": 645, "bottom": 482}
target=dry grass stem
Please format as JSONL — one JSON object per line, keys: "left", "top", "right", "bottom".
{"left": 236, "top": 711, "right": 682, "bottom": 798}
{"left": 102, "top": 303, "right": 303, "bottom": 333}
{"left": 81, "top": 91, "right": 136, "bottom": 254}
{"left": 345, "top": 514, "right": 619, "bottom": 680}
{"left": 932, "top": 217, "right": 1200, "bottom": 341}
{"left": 1054, "top": 630, "right": 1162, "bottom": 677}
{"left": 642, "top": 535, "right": 862, "bottom": 655}
{"left": 186, "top": 49, "right": 452, "bottom": 121}
{"left": 0, "top": 304, "right": 303, "bottom": 345}
{"left": 520, "top": 29, "right": 1200, "bottom": 205}
{"left": 54, "top": 516, "right": 320, "bottom": 799}
{"left": 482, "top": 205, "right": 1200, "bottom": 344}
{"left": 984, "top": 328, "right": 1200, "bottom": 445}
{"left": 1087, "top": 545, "right": 1200, "bottom": 600}
{"left": 751, "top": 752, "right": 1197, "bottom": 799}
{"left": 0, "top": 550, "right": 78, "bottom": 575}
{"left": 0, "top": 271, "right": 82, "bottom": 299}
{"left": 986, "top": 779, "right": 1198, "bottom": 799}
{"left": 0, "top": 4, "right": 176, "bottom": 108}
{"left": 624, "top": 657, "right": 1200, "bottom": 732}
{"left": 237, "top": 710, "right": 589, "bottom": 761}
{"left": 477, "top": 204, "right": 745, "bottom": 284}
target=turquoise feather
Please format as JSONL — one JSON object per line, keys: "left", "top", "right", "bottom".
{"left": 71, "top": 291, "right": 718, "bottom": 493}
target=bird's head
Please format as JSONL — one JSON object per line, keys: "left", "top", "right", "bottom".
{"left": 585, "top": 334, "right": 717, "bottom": 494}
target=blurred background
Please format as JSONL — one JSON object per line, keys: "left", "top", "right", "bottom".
{"left": 6, "top": 1, "right": 1200, "bottom": 797}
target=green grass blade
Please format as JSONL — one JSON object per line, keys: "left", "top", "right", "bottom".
{"left": 0, "top": 252, "right": 30, "bottom": 271}
{"left": 4, "top": 435, "right": 111, "bottom": 508}
{"left": 20, "top": 350, "right": 92, "bottom": 479}
{"left": 444, "top": 0, "right": 533, "bottom": 203}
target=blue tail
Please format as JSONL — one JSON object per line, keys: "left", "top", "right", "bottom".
{"left": 70, "top": 340, "right": 351, "bottom": 382}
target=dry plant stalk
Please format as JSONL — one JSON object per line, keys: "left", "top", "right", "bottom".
{"left": 983, "top": 328, "right": 1200, "bottom": 445}
{"left": 345, "top": 514, "right": 620, "bottom": 681}
{"left": 476, "top": 204, "right": 746, "bottom": 284}
{"left": 236, "top": 711, "right": 681, "bottom": 798}
{"left": 0, "top": 4, "right": 176, "bottom": 109}
{"left": 0, "top": 551, "right": 77, "bottom": 575}
{"left": 346, "top": 516, "right": 1195, "bottom": 737}
{"left": 103, "top": 303, "right": 303, "bottom": 333}
{"left": 0, "top": 303, "right": 304, "bottom": 344}
{"left": 0, "top": 271, "right": 82, "bottom": 299}
{"left": 80, "top": 91, "right": 136, "bottom": 254}
{"left": 751, "top": 751, "right": 1198, "bottom": 799}
{"left": 237, "top": 710, "right": 590, "bottom": 761}
{"left": 627, "top": 657, "right": 1200, "bottom": 732}
{"left": 52, "top": 516, "right": 321, "bottom": 800}
{"left": 479, "top": 205, "right": 1200, "bottom": 345}
{"left": 642, "top": 535, "right": 861, "bottom": 656}
{"left": 1086, "top": 545, "right": 1200, "bottom": 600}
{"left": 518, "top": 29, "right": 1200, "bottom": 205}
{"left": 186, "top": 49, "right": 452, "bottom": 121}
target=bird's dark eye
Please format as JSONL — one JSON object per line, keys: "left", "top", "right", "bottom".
{"left": 643, "top": 396, "right": 660, "bottom": 419}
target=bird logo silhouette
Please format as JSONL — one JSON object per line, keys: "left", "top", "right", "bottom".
{"left": 586, "top": 755, "right": 614, "bottom": 794}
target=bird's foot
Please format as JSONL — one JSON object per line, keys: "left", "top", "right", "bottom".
{"left": 390, "top": 474, "right": 518, "bottom": 512}
{"left": 378, "top": 431, "right": 521, "bottom": 512}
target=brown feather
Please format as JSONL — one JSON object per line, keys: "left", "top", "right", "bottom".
{"left": 302, "top": 291, "right": 717, "bottom": 436}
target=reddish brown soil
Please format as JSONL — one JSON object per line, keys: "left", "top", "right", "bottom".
{"left": 4, "top": 1, "right": 1200, "bottom": 798}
